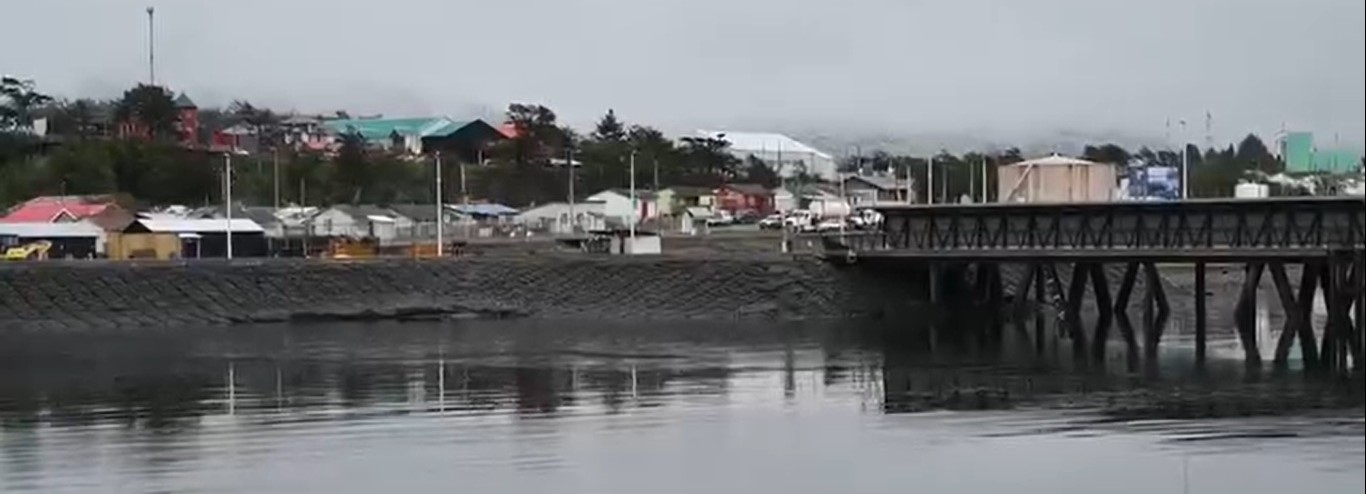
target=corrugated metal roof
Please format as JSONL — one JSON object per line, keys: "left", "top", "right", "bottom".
{"left": 174, "top": 93, "right": 197, "bottom": 109}
{"left": 0, "top": 221, "right": 104, "bottom": 238}
{"left": 1, "top": 195, "right": 117, "bottom": 223}
{"left": 321, "top": 117, "right": 474, "bottom": 141}
{"left": 452, "top": 203, "right": 519, "bottom": 216}
{"left": 1009, "top": 154, "right": 1103, "bottom": 167}
{"left": 134, "top": 219, "right": 265, "bottom": 234}
{"left": 696, "top": 130, "right": 832, "bottom": 159}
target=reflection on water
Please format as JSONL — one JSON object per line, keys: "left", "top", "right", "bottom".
{"left": 0, "top": 320, "right": 1361, "bottom": 494}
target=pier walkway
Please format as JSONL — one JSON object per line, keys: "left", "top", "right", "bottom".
{"left": 834, "top": 196, "right": 1366, "bottom": 372}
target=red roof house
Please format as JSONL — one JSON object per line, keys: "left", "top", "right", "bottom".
{"left": 713, "top": 183, "right": 774, "bottom": 215}
{"left": 1, "top": 196, "right": 121, "bottom": 223}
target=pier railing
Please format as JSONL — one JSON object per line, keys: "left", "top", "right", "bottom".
{"left": 854, "top": 197, "right": 1366, "bottom": 260}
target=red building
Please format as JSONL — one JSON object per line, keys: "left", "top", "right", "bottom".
{"left": 713, "top": 183, "right": 774, "bottom": 215}
{"left": 1, "top": 195, "right": 121, "bottom": 223}
{"left": 174, "top": 93, "right": 199, "bottom": 145}
{"left": 115, "top": 91, "right": 200, "bottom": 148}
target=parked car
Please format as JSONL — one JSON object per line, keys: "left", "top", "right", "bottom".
{"left": 705, "top": 210, "right": 735, "bottom": 227}
{"left": 758, "top": 214, "right": 785, "bottom": 230}
{"left": 734, "top": 210, "right": 764, "bottom": 224}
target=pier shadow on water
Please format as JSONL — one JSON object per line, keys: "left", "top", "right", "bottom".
{"left": 0, "top": 318, "right": 1361, "bottom": 493}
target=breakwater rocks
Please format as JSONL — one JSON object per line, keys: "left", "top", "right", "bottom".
{"left": 0, "top": 257, "right": 908, "bottom": 332}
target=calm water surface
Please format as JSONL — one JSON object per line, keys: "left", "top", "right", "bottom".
{"left": 1, "top": 321, "right": 1362, "bottom": 493}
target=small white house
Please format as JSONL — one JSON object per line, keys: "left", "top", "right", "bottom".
{"left": 586, "top": 189, "right": 658, "bottom": 226}
{"left": 773, "top": 184, "right": 841, "bottom": 213}
{"left": 515, "top": 201, "right": 607, "bottom": 235}
{"left": 309, "top": 205, "right": 414, "bottom": 243}
{"left": 679, "top": 207, "right": 713, "bottom": 236}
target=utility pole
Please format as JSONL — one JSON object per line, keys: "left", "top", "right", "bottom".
{"left": 272, "top": 148, "right": 280, "bottom": 209}
{"left": 567, "top": 147, "right": 575, "bottom": 233}
{"left": 224, "top": 152, "right": 234, "bottom": 260}
{"left": 628, "top": 151, "right": 637, "bottom": 247}
{"left": 779, "top": 142, "right": 789, "bottom": 253}
{"left": 463, "top": 149, "right": 473, "bottom": 203}
{"left": 903, "top": 160, "right": 912, "bottom": 205}
{"left": 435, "top": 151, "right": 444, "bottom": 257}
{"left": 927, "top": 155, "right": 935, "bottom": 205}
{"left": 146, "top": 6, "right": 156, "bottom": 85}
{"left": 299, "top": 178, "right": 308, "bottom": 256}
{"left": 969, "top": 159, "right": 976, "bottom": 203}
{"left": 1180, "top": 119, "right": 1189, "bottom": 200}
{"left": 981, "top": 157, "right": 989, "bottom": 203}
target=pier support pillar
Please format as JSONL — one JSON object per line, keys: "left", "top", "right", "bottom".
{"left": 1112, "top": 262, "right": 1141, "bottom": 370}
{"left": 1234, "top": 263, "right": 1265, "bottom": 368}
{"left": 1194, "top": 262, "right": 1207, "bottom": 368}
{"left": 1089, "top": 263, "right": 1114, "bottom": 364}
{"left": 1034, "top": 263, "right": 1047, "bottom": 356}
{"left": 1271, "top": 263, "right": 1318, "bottom": 370}
{"left": 1064, "top": 262, "right": 1089, "bottom": 363}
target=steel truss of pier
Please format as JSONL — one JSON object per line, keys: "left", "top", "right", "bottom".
{"left": 838, "top": 196, "right": 1366, "bottom": 373}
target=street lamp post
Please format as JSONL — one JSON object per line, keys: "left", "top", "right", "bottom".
{"left": 629, "top": 151, "right": 637, "bottom": 247}
{"left": 1180, "top": 119, "right": 1189, "bottom": 200}
{"left": 146, "top": 7, "right": 155, "bottom": 85}
{"left": 435, "top": 151, "right": 444, "bottom": 257}
{"left": 224, "top": 152, "right": 234, "bottom": 259}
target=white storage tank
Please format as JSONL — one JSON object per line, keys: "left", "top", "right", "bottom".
{"left": 997, "top": 154, "right": 1119, "bottom": 203}
{"left": 1234, "top": 182, "right": 1270, "bottom": 199}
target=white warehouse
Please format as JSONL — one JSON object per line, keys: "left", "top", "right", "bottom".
{"left": 696, "top": 130, "right": 838, "bottom": 182}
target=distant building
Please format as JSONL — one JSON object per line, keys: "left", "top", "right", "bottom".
{"left": 842, "top": 174, "right": 913, "bottom": 207}
{"left": 309, "top": 205, "right": 414, "bottom": 243}
{"left": 712, "top": 183, "right": 774, "bottom": 215}
{"left": 0, "top": 221, "right": 105, "bottom": 258}
{"left": 515, "top": 201, "right": 607, "bottom": 235}
{"left": 586, "top": 189, "right": 658, "bottom": 226}
{"left": 696, "top": 130, "right": 838, "bottom": 181}
{"left": 997, "top": 154, "right": 1118, "bottom": 203}
{"left": 115, "top": 91, "right": 200, "bottom": 147}
{"left": 174, "top": 93, "right": 199, "bottom": 145}
{"left": 1280, "top": 132, "right": 1362, "bottom": 174}
{"left": 320, "top": 117, "right": 504, "bottom": 160}
{"left": 774, "top": 183, "right": 841, "bottom": 213}
{"left": 118, "top": 217, "right": 267, "bottom": 258}
{"left": 656, "top": 186, "right": 715, "bottom": 217}
{"left": 1, "top": 195, "right": 124, "bottom": 223}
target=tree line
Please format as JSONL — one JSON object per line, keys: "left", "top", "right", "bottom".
{"left": 1, "top": 76, "right": 1314, "bottom": 211}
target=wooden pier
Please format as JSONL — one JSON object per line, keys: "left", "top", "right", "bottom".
{"left": 835, "top": 196, "right": 1366, "bottom": 372}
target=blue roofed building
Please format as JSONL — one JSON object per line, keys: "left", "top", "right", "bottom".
{"left": 321, "top": 116, "right": 505, "bottom": 161}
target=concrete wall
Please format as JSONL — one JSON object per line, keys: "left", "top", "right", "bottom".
{"left": 0, "top": 257, "right": 904, "bottom": 332}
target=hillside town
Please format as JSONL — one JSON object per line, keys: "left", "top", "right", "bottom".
{"left": 2, "top": 75, "right": 1363, "bottom": 260}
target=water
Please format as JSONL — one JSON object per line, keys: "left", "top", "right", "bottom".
{"left": 1, "top": 321, "right": 1362, "bottom": 494}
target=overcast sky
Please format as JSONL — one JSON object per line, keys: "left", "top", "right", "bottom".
{"left": 3, "top": 0, "right": 1363, "bottom": 146}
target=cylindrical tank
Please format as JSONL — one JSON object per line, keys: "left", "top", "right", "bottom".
{"left": 809, "top": 200, "right": 852, "bottom": 218}
{"left": 1235, "top": 182, "right": 1269, "bottom": 199}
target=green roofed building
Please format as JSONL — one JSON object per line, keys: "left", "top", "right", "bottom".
{"left": 1280, "top": 131, "right": 1362, "bottom": 174}
{"left": 321, "top": 117, "right": 504, "bottom": 160}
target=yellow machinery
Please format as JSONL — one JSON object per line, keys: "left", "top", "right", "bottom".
{"left": 4, "top": 240, "right": 53, "bottom": 261}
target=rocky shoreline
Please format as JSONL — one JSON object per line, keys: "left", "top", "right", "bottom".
{"left": 0, "top": 256, "right": 906, "bottom": 332}
{"left": 0, "top": 255, "right": 1303, "bottom": 334}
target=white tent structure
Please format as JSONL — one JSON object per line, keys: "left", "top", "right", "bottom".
{"left": 696, "top": 130, "right": 838, "bottom": 181}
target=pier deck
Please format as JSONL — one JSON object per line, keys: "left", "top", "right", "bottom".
{"left": 838, "top": 196, "right": 1366, "bottom": 373}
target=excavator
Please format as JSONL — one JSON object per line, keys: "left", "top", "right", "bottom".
{"left": 3, "top": 240, "right": 53, "bottom": 261}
